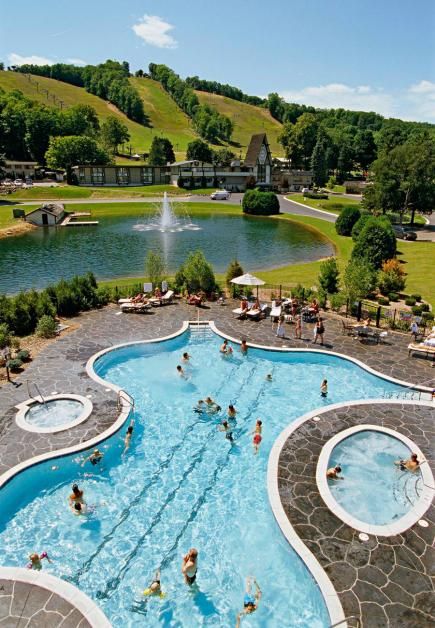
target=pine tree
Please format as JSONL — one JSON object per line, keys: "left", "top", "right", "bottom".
{"left": 311, "top": 135, "right": 328, "bottom": 187}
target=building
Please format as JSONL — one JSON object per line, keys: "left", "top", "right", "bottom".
{"left": 4, "top": 160, "right": 38, "bottom": 179}
{"left": 169, "top": 133, "right": 273, "bottom": 191}
{"left": 71, "top": 165, "right": 169, "bottom": 187}
{"left": 25, "top": 203, "right": 66, "bottom": 226}
{"left": 272, "top": 159, "right": 313, "bottom": 192}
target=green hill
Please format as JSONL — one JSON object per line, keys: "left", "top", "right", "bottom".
{"left": 195, "top": 90, "right": 283, "bottom": 154}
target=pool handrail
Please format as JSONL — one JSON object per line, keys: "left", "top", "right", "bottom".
{"left": 26, "top": 380, "right": 45, "bottom": 404}
{"left": 117, "top": 389, "right": 134, "bottom": 412}
{"left": 329, "top": 615, "right": 361, "bottom": 628}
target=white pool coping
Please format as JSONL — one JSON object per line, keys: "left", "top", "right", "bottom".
{"left": 0, "top": 567, "right": 111, "bottom": 627}
{"left": 316, "top": 422, "right": 435, "bottom": 537}
{"left": 15, "top": 394, "right": 93, "bottom": 434}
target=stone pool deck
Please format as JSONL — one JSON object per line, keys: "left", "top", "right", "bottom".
{"left": 0, "top": 300, "right": 434, "bottom": 626}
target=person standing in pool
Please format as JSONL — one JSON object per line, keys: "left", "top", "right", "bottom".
{"left": 219, "top": 420, "right": 234, "bottom": 442}
{"left": 27, "top": 552, "right": 52, "bottom": 570}
{"left": 220, "top": 339, "right": 233, "bottom": 355}
{"left": 182, "top": 548, "right": 198, "bottom": 585}
{"left": 320, "top": 379, "right": 328, "bottom": 397}
{"left": 82, "top": 449, "right": 103, "bottom": 467}
{"left": 327, "top": 465, "right": 343, "bottom": 479}
{"left": 252, "top": 419, "right": 262, "bottom": 454}
{"left": 395, "top": 453, "right": 420, "bottom": 472}
{"left": 240, "top": 339, "right": 248, "bottom": 355}
{"left": 236, "top": 577, "right": 261, "bottom": 626}
{"left": 228, "top": 404, "right": 237, "bottom": 419}
{"left": 182, "top": 352, "right": 191, "bottom": 363}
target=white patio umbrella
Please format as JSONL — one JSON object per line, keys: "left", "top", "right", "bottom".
{"left": 230, "top": 273, "right": 265, "bottom": 297}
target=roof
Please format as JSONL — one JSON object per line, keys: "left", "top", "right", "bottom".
{"left": 244, "top": 133, "right": 270, "bottom": 167}
{"left": 170, "top": 160, "right": 213, "bottom": 167}
{"left": 26, "top": 203, "right": 65, "bottom": 218}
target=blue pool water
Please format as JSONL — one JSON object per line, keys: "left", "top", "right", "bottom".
{"left": 328, "top": 430, "right": 421, "bottom": 526}
{"left": 0, "top": 331, "right": 406, "bottom": 627}
{"left": 25, "top": 399, "right": 83, "bottom": 429}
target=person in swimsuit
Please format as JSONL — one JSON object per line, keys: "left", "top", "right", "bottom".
{"left": 240, "top": 339, "right": 248, "bottom": 355}
{"left": 82, "top": 449, "right": 103, "bottom": 467}
{"left": 194, "top": 400, "right": 205, "bottom": 413}
{"left": 205, "top": 397, "right": 220, "bottom": 414}
{"left": 182, "top": 352, "right": 191, "bottom": 363}
{"left": 27, "top": 552, "right": 52, "bottom": 570}
{"left": 72, "top": 502, "right": 87, "bottom": 515}
{"left": 313, "top": 318, "right": 325, "bottom": 345}
{"left": 327, "top": 465, "right": 343, "bottom": 480}
{"left": 320, "top": 379, "right": 328, "bottom": 397}
{"left": 176, "top": 365, "right": 187, "bottom": 378}
{"left": 228, "top": 404, "right": 237, "bottom": 419}
{"left": 236, "top": 577, "right": 261, "bottom": 626}
{"left": 220, "top": 340, "right": 233, "bottom": 355}
{"left": 294, "top": 315, "right": 302, "bottom": 340}
{"left": 143, "top": 569, "right": 166, "bottom": 598}
{"left": 252, "top": 420, "right": 262, "bottom": 454}
{"left": 123, "top": 420, "right": 134, "bottom": 454}
{"left": 266, "top": 373, "right": 272, "bottom": 382}
{"left": 69, "top": 484, "right": 84, "bottom": 507}
{"left": 395, "top": 453, "right": 420, "bottom": 472}
{"left": 182, "top": 548, "right": 198, "bottom": 585}
{"left": 219, "top": 420, "right": 234, "bottom": 442}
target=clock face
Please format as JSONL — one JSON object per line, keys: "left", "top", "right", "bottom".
{"left": 259, "top": 145, "right": 267, "bottom": 164}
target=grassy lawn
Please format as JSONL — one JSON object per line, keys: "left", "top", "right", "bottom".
{"left": 397, "top": 241, "right": 435, "bottom": 308}
{"left": 4, "top": 184, "right": 198, "bottom": 201}
{"left": 289, "top": 194, "right": 361, "bottom": 214}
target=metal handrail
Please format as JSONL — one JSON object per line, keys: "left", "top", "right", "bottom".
{"left": 329, "top": 615, "right": 361, "bottom": 628}
{"left": 117, "top": 389, "right": 134, "bottom": 412}
{"left": 26, "top": 380, "right": 45, "bottom": 404}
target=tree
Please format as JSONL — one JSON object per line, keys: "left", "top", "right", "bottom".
{"left": 335, "top": 206, "right": 361, "bottom": 236}
{"left": 212, "top": 148, "right": 236, "bottom": 167}
{"left": 353, "top": 129, "right": 376, "bottom": 172}
{"left": 100, "top": 116, "right": 130, "bottom": 154}
{"left": 351, "top": 213, "right": 371, "bottom": 241}
{"left": 343, "top": 258, "right": 377, "bottom": 304}
{"left": 337, "top": 143, "right": 354, "bottom": 183}
{"left": 186, "top": 139, "right": 213, "bottom": 163}
{"left": 24, "top": 106, "right": 60, "bottom": 163}
{"left": 0, "top": 153, "right": 6, "bottom": 180}
{"left": 226, "top": 260, "right": 244, "bottom": 291}
{"left": 352, "top": 216, "right": 396, "bottom": 269}
{"left": 318, "top": 257, "right": 340, "bottom": 294}
{"left": 278, "top": 113, "right": 318, "bottom": 168}
{"left": 145, "top": 251, "right": 166, "bottom": 287}
{"left": 64, "top": 104, "right": 100, "bottom": 136}
{"left": 242, "top": 190, "right": 280, "bottom": 215}
{"left": 45, "top": 135, "right": 111, "bottom": 183}
{"left": 311, "top": 133, "right": 328, "bottom": 187}
{"left": 182, "top": 250, "right": 216, "bottom": 294}
{"left": 148, "top": 137, "right": 175, "bottom": 166}
{"left": 378, "top": 259, "right": 406, "bottom": 295}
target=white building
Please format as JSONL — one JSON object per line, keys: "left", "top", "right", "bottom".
{"left": 4, "top": 160, "right": 38, "bottom": 179}
{"left": 25, "top": 203, "right": 66, "bottom": 226}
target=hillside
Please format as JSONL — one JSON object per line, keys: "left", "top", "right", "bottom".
{"left": 195, "top": 90, "right": 283, "bottom": 154}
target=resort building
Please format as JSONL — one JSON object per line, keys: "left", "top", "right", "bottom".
{"left": 25, "top": 203, "right": 66, "bottom": 226}
{"left": 71, "top": 164, "right": 169, "bottom": 187}
{"left": 272, "top": 158, "right": 313, "bottom": 192}
{"left": 4, "top": 160, "right": 38, "bottom": 179}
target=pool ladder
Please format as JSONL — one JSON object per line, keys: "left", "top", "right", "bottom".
{"left": 117, "top": 389, "right": 135, "bottom": 413}
{"left": 26, "top": 380, "right": 46, "bottom": 404}
{"left": 329, "top": 615, "right": 361, "bottom": 628}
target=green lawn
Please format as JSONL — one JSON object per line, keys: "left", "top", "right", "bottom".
{"left": 289, "top": 194, "right": 361, "bottom": 214}
{"left": 397, "top": 241, "right": 435, "bottom": 308}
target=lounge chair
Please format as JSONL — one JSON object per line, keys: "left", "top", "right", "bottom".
{"left": 408, "top": 343, "right": 435, "bottom": 361}
{"left": 232, "top": 305, "right": 250, "bottom": 319}
{"left": 246, "top": 304, "right": 268, "bottom": 320}
{"left": 270, "top": 300, "right": 281, "bottom": 322}
{"left": 120, "top": 301, "right": 152, "bottom": 314}
{"left": 150, "top": 290, "right": 174, "bottom": 306}
{"left": 118, "top": 294, "right": 143, "bottom": 305}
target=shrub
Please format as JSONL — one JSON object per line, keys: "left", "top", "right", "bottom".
{"left": 318, "top": 257, "right": 340, "bottom": 294}
{"left": 343, "top": 258, "right": 377, "bottom": 304}
{"left": 410, "top": 294, "right": 422, "bottom": 302}
{"left": 96, "top": 286, "right": 111, "bottom": 306}
{"left": 420, "top": 303, "right": 430, "bottom": 312}
{"left": 7, "top": 358, "right": 23, "bottom": 372}
{"left": 226, "top": 260, "right": 244, "bottom": 296}
{"left": 16, "top": 349, "right": 30, "bottom": 361}
{"left": 412, "top": 305, "right": 423, "bottom": 315}
{"left": 422, "top": 311, "right": 434, "bottom": 321}
{"left": 317, "top": 288, "right": 327, "bottom": 309}
{"left": 335, "top": 206, "right": 361, "bottom": 236}
{"left": 352, "top": 216, "right": 396, "bottom": 269}
{"left": 145, "top": 250, "right": 166, "bottom": 287}
{"left": 388, "top": 293, "right": 400, "bottom": 302}
{"left": 242, "top": 189, "right": 280, "bottom": 215}
{"left": 378, "top": 297, "right": 389, "bottom": 305}
{"left": 0, "top": 323, "right": 12, "bottom": 349}
{"left": 351, "top": 213, "right": 371, "bottom": 241}
{"left": 177, "top": 176, "right": 185, "bottom": 189}
{"left": 181, "top": 250, "right": 216, "bottom": 294}
{"left": 36, "top": 315, "right": 57, "bottom": 338}
{"left": 378, "top": 259, "right": 406, "bottom": 295}
{"left": 405, "top": 297, "right": 416, "bottom": 306}
{"left": 291, "top": 284, "right": 313, "bottom": 301}
{"left": 303, "top": 191, "right": 328, "bottom": 199}
{"left": 329, "top": 293, "right": 347, "bottom": 312}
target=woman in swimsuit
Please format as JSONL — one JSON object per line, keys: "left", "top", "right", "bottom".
{"left": 123, "top": 421, "right": 134, "bottom": 454}
{"left": 69, "top": 484, "right": 84, "bottom": 506}
{"left": 228, "top": 404, "right": 237, "bottom": 419}
{"left": 252, "top": 420, "right": 262, "bottom": 454}
{"left": 236, "top": 577, "right": 261, "bottom": 626}
{"left": 182, "top": 548, "right": 198, "bottom": 585}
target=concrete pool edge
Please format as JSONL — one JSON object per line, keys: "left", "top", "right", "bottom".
{"left": 0, "top": 567, "right": 111, "bottom": 627}
{"left": 15, "top": 394, "right": 93, "bottom": 434}
{"left": 316, "top": 423, "right": 435, "bottom": 537}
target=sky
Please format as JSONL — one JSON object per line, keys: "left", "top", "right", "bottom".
{"left": 1, "top": 0, "right": 434, "bottom": 122}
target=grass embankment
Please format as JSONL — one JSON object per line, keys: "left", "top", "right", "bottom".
{"left": 3, "top": 184, "right": 206, "bottom": 201}
{"left": 289, "top": 194, "right": 361, "bottom": 214}
{"left": 195, "top": 90, "right": 283, "bottom": 154}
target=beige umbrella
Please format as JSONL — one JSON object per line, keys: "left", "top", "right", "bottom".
{"left": 230, "top": 273, "right": 265, "bottom": 298}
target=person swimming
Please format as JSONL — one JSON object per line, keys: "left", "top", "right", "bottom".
{"left": 326, "top": 465, "right": 343, "bottom": 480}
{"left": 236, "top": 577, "right": 261, "bottom": 626}
{"left": 182, "top": 548, "right": 198, "bottom": 585}
{"left": 72, "top": 502, "right": 88, "bottom": 515}
{"left": 27, "top": 551, "right": 52, "bottom": 570}
{"left": 69, "top": 484, "right": 84, "bottom": 506}
{"left": 266, "top": 374, "right": 272, "bottom": 381}
{"left": 395, "top": 453, "right": 420, "bottom": 472}
{"left": 176, "top": 365, "right": 187, "bottom": 378}
{"left": 240, "top": 339, "right": 248, "bottom": 355}
{"left": 194, "top": 400, "right": 205, "bottom": 413}
{"left": 252, "top": 420, "right": 262, "bottom": 454}
{"left": 143, "top": 569, "right": 166, "bottom": 598}
{"left": 219, "top": 420, "right": 234, "bottom": 442}
{"left": 123, "top": 420, "right": 134, "bottom": 454}
{"left": 228, "top": 404, "right": 237, "bottom": 419}
{"left": 82, "top": 448, "right": 103, "bottom": 467}
{"left": 220, "top": 339, "right": 233, "bottom": 355}
{"left": 182, "top": 352, "right": 191, "bottom": 362}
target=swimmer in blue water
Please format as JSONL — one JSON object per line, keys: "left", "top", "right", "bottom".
{"left": 236, "top": 577, "right": 261, "bottom": 626}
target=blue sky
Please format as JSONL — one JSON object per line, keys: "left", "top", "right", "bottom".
{"left": 1, "top": 0, "right": 434, "bottom": 121}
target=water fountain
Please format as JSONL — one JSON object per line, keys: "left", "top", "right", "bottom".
{"left": 133, "top": 193, "right": 200, "bottom": 232}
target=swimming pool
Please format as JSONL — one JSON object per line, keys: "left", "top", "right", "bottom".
{"left": 0, "top": 330, "right": 407, "bottom": 627}
{"left": 326, "top": 430, "right": 422, "bottom": 526}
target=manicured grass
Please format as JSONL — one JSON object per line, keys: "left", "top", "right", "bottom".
{"left": 195, "top": 90, "right": 283, "bottom": 154}
{"left": 5, "top": 184, "right": 196, "bottom": 201}
{"left": 397, "top": 241, "right": 435, "bottom": 308}
{"left": 289, "top": 194, "right": 361, "bottom": 214}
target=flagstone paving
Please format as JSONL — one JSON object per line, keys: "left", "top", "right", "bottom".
{"left": 0, "top": 301, "right": 433, "bottom": 626}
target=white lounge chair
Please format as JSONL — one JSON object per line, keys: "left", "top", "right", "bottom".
{"left": 150, "top": 290, "right": 174, "bottom": 306}
{"left": 246, "top": 304, "right": 268, "bottom": 320}
{"left": 233, "top": 305, "right": 250, "bottom": 319}
{"left": 120, "top": 301, "right": 152, "bottom": 313}
{"left": 270, "top": 300, "right": 281, "bottom": 322}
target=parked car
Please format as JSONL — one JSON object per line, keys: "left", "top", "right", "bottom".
{"left": 25, "top": 177, "right": 33, "bottom": 186}
{"left": 210, "top": 190, "right": 231, "bottom": 200}
{"left": 13, "top": 179, "right": 23, "bottom": 186}
{"left": 393, "top": 225, "right": 417, "bottom": 240}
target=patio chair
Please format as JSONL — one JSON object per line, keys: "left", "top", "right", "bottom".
{"left": 246, "top": 304, "right": 268, "bottom": 320}
{"left": 120, "top": 301, "right": 152, "bottom": 314}
{"left": 150, "top": 289, "right": 174, "bottom": 306}
{"left": 270, "top": 300, "right": 282, "bottom": 323}
{"left": 408, "top": 343, "right": 435, "bottom": 361}
{"left": 341, "top": 319, "right": 355, "bottom": 335}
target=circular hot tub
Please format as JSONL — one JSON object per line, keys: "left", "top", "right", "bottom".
{"left": 15, "top": 394, "right": 92, "bottom": 434}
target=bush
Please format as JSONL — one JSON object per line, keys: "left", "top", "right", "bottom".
{"left": 226, "top": 260, "right": 244, "bottom": 296}
{"left": 351, "top": 213, "right": 371, "bottom": 241}
{"left": 7, "top": 358, "right": 23, "bottom": 372}
{"left": 412, "top": 305, "right": 423, "bottom": 315}
{"left": 16, "top": 349, "right": 30, "bottom": 362}
{"left": 405, "top": 297, "right": 416, "bottom": 306}
{"left": 335, "top": 206, "right": 361, "bottom": 236}
{"left": 0, "top": 323, "right": 12, "bottom": 349}
{"left": 352, "top": 216, "right": 396, "bottom": 269}
{"left": 388, "top": 293, "right": 400, "bottom": 302}
{"left": 317, "top": 288, "right": 327, "bottom": 309}
{"left": 291, "top": 284, "right": 313, "bottom": 301}
{"left": 36, "top": 315, "right": 57, "bottom": 338}
{"left": 96, "top": 286, "right": 111, "bottom": 306}
{"left": 422, "top": 311, "right": 434, "bottom": 321}
{"left": 318, "top": 257, "right": 340, "bottom": 294}
{"left": 303, "top": 191, "right": 328, "bottom": 199}
{"left": 329, "top": 293, "right": 347, "bottom": 312}
{"left": 378, "top": 259, "right": 406, "bottom": 295}
{"left": 378, "top": 297, "right": 389, "bottom": 305}
{"left": 420, "top": 303, "right": 430, "bottom": 312}
{"left": 180, "top": 250, "right": 216, "bottom": 294}
{"left": 410, "top": 294, "right": 422, "bottom": 302}
{"left": 242, "top": 189, "right": 280, "bottom": 215}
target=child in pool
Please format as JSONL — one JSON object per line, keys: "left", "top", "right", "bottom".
{"left": 252, "top": 419, "right": 262, "bottom": 454}
{"left": 27, "top": 552, "right": 52, "bottom": 570}
{"left": 320, "top": 379, "right": 328, "bottom": 397}
{"left": 143, "top": 569, "right": 166, "bottom": 598}
{"left": 236, "top": 577, "right": 261, "bottom": 626}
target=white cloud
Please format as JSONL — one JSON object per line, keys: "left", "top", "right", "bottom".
{"left": 132, "top": 14, "right": 177, "bottom": 49}
{"left": 405, "top": 80, "right": 435, "bottom": 121}
{"left": 65, "top": 58, "right": 87, "bottom": 66}
{"left": 408, "top": 80, "right": 435, "bottom": 94}
{"left": 8, "top": 52, "right": 55, "bottom": 66}
{"left": 280, "top": 83, "right": 395, "bottom": 117}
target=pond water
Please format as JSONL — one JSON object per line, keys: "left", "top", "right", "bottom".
{"left": 0, "top": 214, "right": 333, "bottom": 293}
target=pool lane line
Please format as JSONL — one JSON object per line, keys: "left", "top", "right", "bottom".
{"left": 93, "top": 367, "right": 267, "bottom": 602}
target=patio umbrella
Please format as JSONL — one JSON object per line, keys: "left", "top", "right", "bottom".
{"left": 230, "top": 273, "right": 265, "bottom": 298}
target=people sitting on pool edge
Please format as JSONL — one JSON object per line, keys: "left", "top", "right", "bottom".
{"left": 143, "top": 569, "right": 166, "bottom": 598}
{"left": 236, "top": 577, "right": 261, "bottom": 626}
{"left": 327, "top": 465, "right": 343, "bottom": 480}
{"left": 395, "top": 453, "right": 420, "bottom": 472}
{"left": 82, "top": 448, "right": 103, "bottom": 467}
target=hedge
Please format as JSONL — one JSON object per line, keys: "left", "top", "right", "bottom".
{"left": 242, "top": 189, "right": 280, "bottom": 215}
